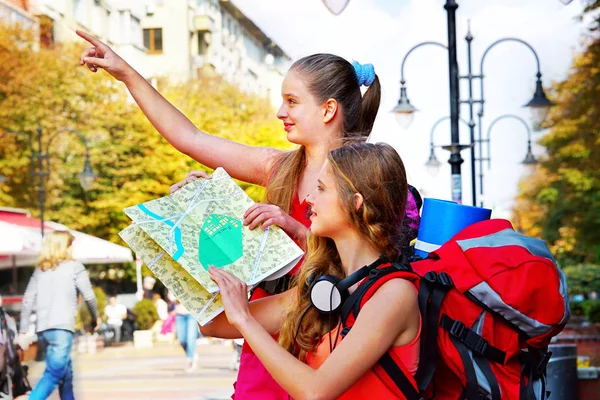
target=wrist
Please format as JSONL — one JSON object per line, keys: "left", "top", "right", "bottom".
{"left": 293, "top": 224, "right": 308, "bottom": 245}
{"left": 232, "top": 312, "right": 253, "bottom": 331}
{"left": 121, "top": 65, "right": 138, "bottom": 85}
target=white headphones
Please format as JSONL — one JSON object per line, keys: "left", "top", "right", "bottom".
{"left": 308, "top": 257, "right": 385, "bottom": 314}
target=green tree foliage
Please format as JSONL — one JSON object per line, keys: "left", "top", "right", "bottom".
{"left": 513, "top": 3, "right": 600, "bottom": 266}
{"left": 0, "top": 22, "right": 292, "bottom": 280}
{"left": 133, "top": 299, "right": 158, "bottom": 331}
{"left": 583, "top": 300, "right": 600, "bottom": 323}
{"left": 563, "top": 264, "right": 600, "bottom": 297}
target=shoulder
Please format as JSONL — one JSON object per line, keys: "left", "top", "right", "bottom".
{"left": 263, "top": 148, "right": 289, "bottom": 175}
{"left": 62, "top": 260, "right": 85, "bottom": 273}
{"left": 366, "top": 277, "right": 418, "bottom": 313}
{"left": 266, "top": 148, "right": 301, "bottom": 173}
{"left": 348, "top": 277, "right": 420, "bottom": 346}
{"left": 374, "top": 277, "right": 417, "bottom": 297}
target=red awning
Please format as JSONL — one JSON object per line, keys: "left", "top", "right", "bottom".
{"left": 0, "top": 208, "right": 133, "bottom": 268}
{"left": 0, "top": 209, "right": 53, "bottom": 230}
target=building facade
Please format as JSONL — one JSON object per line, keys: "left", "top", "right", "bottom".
{"left": 0, "top": 0, "right": 38, "bottom": 31}
{"left": 141, "top": 0, "right": 289, "bottom": 106}
{"left": 26, "top": 0, "right": 289, "bottom": 107}
{"left": 28, "top": 0, "right": 150, "bottom": 75}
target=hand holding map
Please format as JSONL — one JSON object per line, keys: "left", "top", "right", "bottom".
{"left": 119, "top": 168, "right": 304, "bottom": 325}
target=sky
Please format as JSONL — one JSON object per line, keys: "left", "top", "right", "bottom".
{"left": 231, "top": 0, "right": 592, "bottom": 215}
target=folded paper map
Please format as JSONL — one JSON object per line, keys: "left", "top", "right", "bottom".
{"left": 119, "top": 224, "right": 224, "bottom": 325}
{"left": 118, "top": 167, "right": 304, "bottom": 324}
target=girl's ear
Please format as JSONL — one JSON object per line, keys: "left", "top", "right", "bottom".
{"left": 322, "top": 98, "right": 339, "bottom": 123}
{"left": 353, "top": 193, "right": 364, "bottom": 211}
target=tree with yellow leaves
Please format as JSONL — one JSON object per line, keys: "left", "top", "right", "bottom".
{"left": 513, "top": 2, "right": 599, "bottom": 266}
{"left": 0, "top": 22, "right": 291, "bottom": 281}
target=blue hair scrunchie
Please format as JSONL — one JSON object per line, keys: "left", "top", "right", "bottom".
{"left": 352, "top": 61, "right": 376, "bottom": 87}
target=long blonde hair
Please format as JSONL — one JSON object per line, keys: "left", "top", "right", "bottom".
{"left": 264, "top": 54, "right": 381, "bottom": 212}
{"left": 278, "top": 143, "right": 408, "bottom": 360}
{"left": 37, "top": 231, "right": 75, "bottom": 271}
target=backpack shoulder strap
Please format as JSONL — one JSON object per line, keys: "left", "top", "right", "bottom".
{"left": 340, "top": 263, "right": 418, "bottom": 328}
{"left": 340, "top": 263, "right": 421, "bottom": 400}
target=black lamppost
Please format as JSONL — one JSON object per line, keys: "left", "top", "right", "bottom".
{"left": 0, "top": 127, "right": 97, "bottom": 237}
{"left": 477, "top": 114, "right": 537, "bottom": 207}
{"left": 392, "top": 1, "right": 553, "bottom": 206}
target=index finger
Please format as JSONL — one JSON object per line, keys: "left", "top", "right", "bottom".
{"left": 244, "top": 203, "right": 274, "bottom": 217}
{"left": 244, "top": 203, "right": 262, "bottom": 217}
{"left": 76, "top": 30, "right": 107, "bottom": 50}
{"left": 187, "top": 170, "right": 211, "bottom": 180}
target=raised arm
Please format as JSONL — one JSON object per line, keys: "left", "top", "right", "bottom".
{"left": 201, "top": 287, "right": 296, "bottom": 339}
{"left": 76, "top": 30, "right": 283, "bottom": 185}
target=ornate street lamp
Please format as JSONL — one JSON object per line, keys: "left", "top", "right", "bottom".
{"left": 391, "top": 85, "right": 418, "bottom": 129}
{"left": 0, "top": 126, "right": 97, "bottom": 236}
{"left": 477, "top": 114, "right": 537, "bottom": 207}
{"left": 396, "top": 20, "right": 552, "bottom": 205}
{"left": 427, "top": 116, "right": 471, "bottom": 178}
{"left": 425, "top": 147, "right": 442, "bottom": 177}
{"left": 392, "top": 41, "right": 448, "bottom": 130}
{"left": 321, "top": 0, "right": 350, "bottom": 15}
{"left": 79, "top": 155, "right": 97, "bottom": 192}
{"left": 525, "top": 73, "right": 554, "bottom": 129}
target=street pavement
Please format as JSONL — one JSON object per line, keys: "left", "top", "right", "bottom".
{"left": 23, "top": 339, "right": 238, "bottom": 400}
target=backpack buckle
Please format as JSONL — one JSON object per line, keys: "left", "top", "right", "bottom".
{"left": 437, "top": 272, "right": 454, "bottom": 288}
{"left": 535, "top": 351, "right": 552, "bottom": 378}
{"left": 449, "top": 320, "right": 466, "bottom": 339}
{"left": 474, "top": 336, "right": 488, "bottom": 356}
{"left": 520, "top": 349, "right": 552, "bottom": 379}
{"left": 424, "top": 271, "right": 437, "bottom": 284}
{"left": 391, "top": 262, "right": 411, "bottom": 272}
{"left": 368, "top": 268, "right": 381, "bottom": 279}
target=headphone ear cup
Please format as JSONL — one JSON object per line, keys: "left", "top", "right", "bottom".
{"left": 310, "top": 275, "right": 345, "bottom": 314}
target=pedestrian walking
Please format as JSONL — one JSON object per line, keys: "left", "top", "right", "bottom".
{"left": 18, "top": 231, "right": 101, "bottom": 400}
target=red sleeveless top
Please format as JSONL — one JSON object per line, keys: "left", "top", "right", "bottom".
{"left": 306, "top": 286, "right": 421, "bottom": 399}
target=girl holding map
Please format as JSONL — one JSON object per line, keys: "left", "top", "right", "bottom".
{"left": 77, "top": 31, "right": 420, "bottom": 399}
{"left": 209, "top": 142, "right": 421, "bottom": 400}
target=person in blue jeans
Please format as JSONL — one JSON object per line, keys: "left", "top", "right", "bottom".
{"left": 174, "top": 302, "right": 200, "bottom": 373}
{"left": 18, "top": 231, "right": 101, "bottom": 400}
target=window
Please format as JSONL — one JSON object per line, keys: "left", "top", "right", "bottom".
{"left": 197, "top": 0, "right": 208, "bottom": 13}
{"left": 143, "top": 28, "right": 163, "bottom": 54}
{"left": 107, "top": 10, "right": 116, "bottom": 43}
{"left": 39, "top": 15, "right": 55, "bottom": 48}
{"left": 73, "top": 0, "right": 88, "bottom": 26}
{"left": 91, "top": 2, "right": 104, "bottom": 37}
{"left": 243, "top": 35, "right": 262, "bottom": 64}
{"left": 130, "top": 17, "right": 143, "bottom": 48}
{"left": 198, "top": 32, "right": 208, "bottom": 55}
{"left": 119, "top": 10, "right": 127, "bottom": 44}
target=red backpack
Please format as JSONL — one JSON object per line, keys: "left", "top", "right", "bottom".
{"left": 340, "top": 219, "right": 570, "bottom": 400}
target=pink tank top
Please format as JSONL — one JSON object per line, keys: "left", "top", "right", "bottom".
{"left": 234, "top": 195, "right": 311, "bottom": 400}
